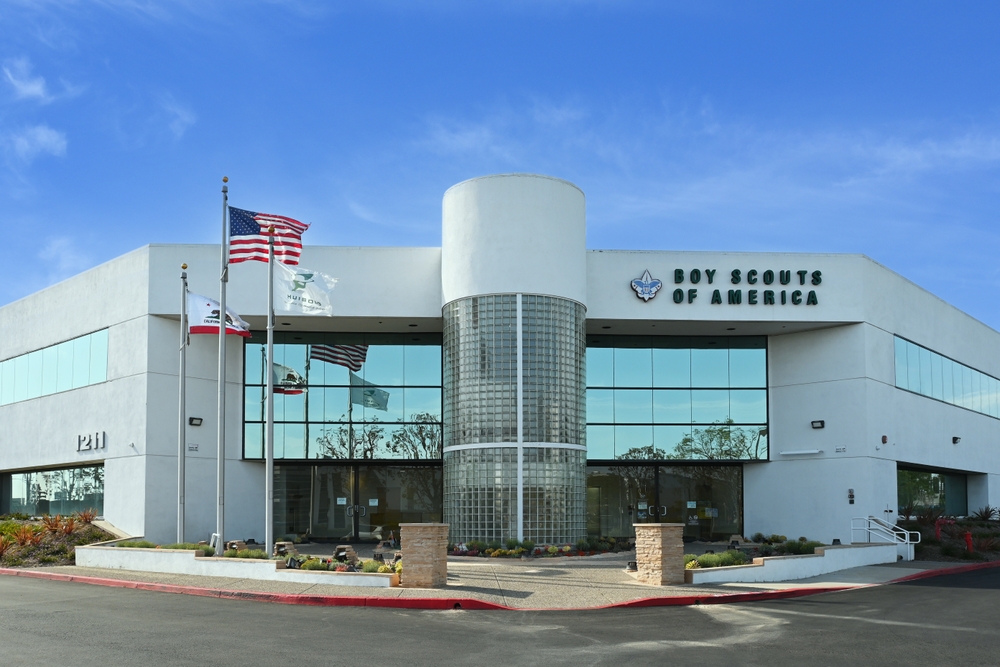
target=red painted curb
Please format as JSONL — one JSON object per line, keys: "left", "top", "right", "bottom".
{"left": 4, "top": 561, "right": 997, "bottom": 611}
{"left": 886, "top": 559, "right": 1000, "bottom": 584}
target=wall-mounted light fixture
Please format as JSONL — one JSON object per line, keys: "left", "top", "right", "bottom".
{"left": 811, "top": 420, "right": 825, "bottom": 429}
{"left": 953, "top": 437, "right": 961, "bottom": 444}
{"left": 881, "top": 435, "right": 888, "bottom": 444}
{"left": 189, "top": 417, "right": 203, "bottom": 426}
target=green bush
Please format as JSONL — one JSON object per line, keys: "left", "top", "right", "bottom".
{"left": 696, "top": 553, "right": 722, "bottom": 568}
{"left": 576, "top": 539, "right": 591, "bottom": 552}
{"left": 683, "top": 553, "right": 697, "bottom": 564}
{"left": 487, "top": 540, "right": 502, "bottom": 551}
{"left": 361, "top": 559, "right": 382, "bottom": 573}
{"left": 301, "top": 559, "right": 329, "bottom": 571}
{"left": 522, "top": 540, "right": 536, "bottom": 552}
{"left": 505, "top": 538, "right": 521, "bottom": 550}
{"left": 117, "top": 540, "right": 158, "bottom": 549}
{"left": 224, "top": 548, "right": 268, "bottom": 559}
{"left": 940, "top": 543, "right": 961, "bottom": 558}
{"left": 718, "top": 550, "right": 749, "bottom": 567}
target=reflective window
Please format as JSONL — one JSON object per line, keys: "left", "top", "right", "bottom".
{"left": 893, "top": 336, "right": 1000, "bottom": 421}
{"left": 243, "top": 332, "right": 442, "bottom": 461}
{"left": 5, "top": 465, "right": 104, "bottom": 516}
{"left": 587, "top": 336, "right": 767, "bottom": 461}
{"left": 0, "top": 330, "right": 109, "bottom": 407}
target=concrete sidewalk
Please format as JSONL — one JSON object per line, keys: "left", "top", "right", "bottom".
{"left": 4, "top": 553, "right": 983, "bottom": 610}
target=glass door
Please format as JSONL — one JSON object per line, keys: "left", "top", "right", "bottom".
{"left": 586, "top": 465, "right": 658, "bottom": 539}
{"left": 309, "top": 466, "right": 354, "bottom": 541}
{"left": 657, "top": 465, "right": 743, "bottom": 541}
{"left": 356, "top": 466, "right": 443, "bottom": 543}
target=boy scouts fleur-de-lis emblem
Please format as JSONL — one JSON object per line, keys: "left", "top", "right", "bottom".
{"left": 630, "top": 270, "right": 662, "bottom": 302}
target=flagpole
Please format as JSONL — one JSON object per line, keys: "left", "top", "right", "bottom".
{"left": 265, "top": 228, "right": 276, "bottom": 553}
{"left": 304, "top": 354, "right": 311, "bottom": 458}
{"left": 216, "top": 177, "right": 229, "bottom": 552}
{"left": 177, "top": 263, "right": 189, "bottom": 543}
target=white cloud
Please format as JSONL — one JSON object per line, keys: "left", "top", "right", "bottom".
{"left": 158, "top": 93, "right": 197, "bottom": 139}
{"left": 8, "top": 124, "right": 67, "bottom": 162}
{"left": 38, "top": 236, "right": 93, "bottom": 282}
{"left": 2, "top": 57, "right": 51, "bottom": 102}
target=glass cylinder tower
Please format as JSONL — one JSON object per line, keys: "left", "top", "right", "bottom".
{"left": 441, "top": 174, "right": 587, "bottom": 545}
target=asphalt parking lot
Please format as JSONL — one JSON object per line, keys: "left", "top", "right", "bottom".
{"left": 2, "top": 567, "right": 998, "bottom": 667}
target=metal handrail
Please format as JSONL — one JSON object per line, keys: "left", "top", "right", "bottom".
{"left": 851, "top": 516, "right": 921, "bottom": 545}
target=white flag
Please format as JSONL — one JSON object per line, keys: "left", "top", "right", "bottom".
{"left": 274, "top": 263, "right": 337, "bottom": 316}
{"left": 350, "top": 372, "right": 389, "bottom": 411}
{"left": 187, "top": 293, "right": 251, "bottom": 337}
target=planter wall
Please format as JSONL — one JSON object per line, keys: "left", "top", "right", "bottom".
{"left": 75, "top": 546, "right": 398, "bottom": 587}
{"left": 685, "top": 543, "right": 898, "bottom": 585}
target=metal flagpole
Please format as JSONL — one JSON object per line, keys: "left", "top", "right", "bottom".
{"left": 216, "top": 177, "right": 229, "bottom": 551}
{"left": 265, "top": 229, "right": 276, "bottom": 553}
{"left": 177, "top": 263, "right": 189, "bottom": 543}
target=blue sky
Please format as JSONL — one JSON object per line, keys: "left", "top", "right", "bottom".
{"left": 2, "top": 1, "right": 999, "bottom": 328}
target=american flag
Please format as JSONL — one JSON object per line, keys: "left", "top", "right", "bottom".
{"left": 228, "top": 206, "right": 309, "bottom": 265}
{"left": 309, "top": 344, "right": 369, "bottom": 372}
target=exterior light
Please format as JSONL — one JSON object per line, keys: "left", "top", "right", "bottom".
{"left": 811, "top": 420, "right": 825, "bottom": 429}
{"left": 953, "top": 437, "right": 961, "bottom": 444}
{"left": 189, "top": 417, "right": 203, "bottom": 426}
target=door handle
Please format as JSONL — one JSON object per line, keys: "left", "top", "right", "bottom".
{"left": 660, "top": 506, "right": 668, "bottom": 516}
{"left": 359, "top": 506, "right": 367, "bottom": 517}
{"left": 347, "top": 505, "right": 354, "bottom": 517}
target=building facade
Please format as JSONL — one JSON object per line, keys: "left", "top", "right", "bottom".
{"left": 2, "top": 173, "right": 999, "bottom": 547}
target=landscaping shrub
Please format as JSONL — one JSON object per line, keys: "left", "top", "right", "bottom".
{"left": 377, "top": 564, "right": 393, "bottom": 573}
{"left": 117, "top": 540, "right": 157, "bottom": 549}
{"left": 361, "top": 559, "right": 382, "bottom": 573}
{"left": 506, "top": 538, "right": 521, "bottom": 550}
{"left": 301, "top": 559, "right": 329, "bottom": 571}
{"left": 487, "top": 540, "right": 502, "bottom": 551}
{"left": 696, "top": 553, "right": 722, "bottom": 568}
{"left": 972, "top": 505, "right": 999, "bottom": 521}
{"left": 522, "top": 540, "right": 535, "bottom": 552}
{"left": 683, "top": 553, "right": 697, "bottom": 565}
{"left": 224, "top": 548, "right": 268, "bottom": 559}
{"left": 163, "top": 542, "right": 216, "bottom": 557}
{"left": 576, "top": 540, "right": 591, "bottom": 552}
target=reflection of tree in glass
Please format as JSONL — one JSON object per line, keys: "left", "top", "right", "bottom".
{"left": 898, "top": 471, "right": 941, "bottom": 510}
{"left": 664, "top": 465, "right": 743, "bottom": 535}
{"left": 668, "top": 421, "right": 767, "bottom": 461}
{"left": 608, "top": 447, "right": 658, "bottom": 512}
{"left": 314, "top": 419, "right": 384, "bottom": 459}
{"left": 387, "top": 413, "right": 442, "bottom": 459}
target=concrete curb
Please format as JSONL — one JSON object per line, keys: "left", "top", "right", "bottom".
{"left": 3, "top": 560, "right": 998, "bottom": 611}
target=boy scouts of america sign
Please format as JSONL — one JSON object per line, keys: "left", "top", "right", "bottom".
{"left": 631, "top": 268, "right": 822, "bottom": 306}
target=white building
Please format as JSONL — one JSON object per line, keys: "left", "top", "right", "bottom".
{"left": 2, "top": 173, "right": 998, "bottom": 547}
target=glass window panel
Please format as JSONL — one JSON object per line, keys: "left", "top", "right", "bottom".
{"left": 404, "top": 345, "right": 441, "bottom": 386}
{"left": 918, "top": 347, "right": 932, "bottom": 397}
{"left": 0, "top": 360, "right": 13, "bottom": 405}
{"left": 245, "top": 386, "right": 264, "bottom": 422}
{"left": 403, "top": 387, "right": 441, "bottom": 422}
{"left": 729, "top": 390, "right": 767, "bottom": 424}
{"left": 310, "top": 424, "right": 351, "bottom": 458}
{"left": 363, "top": 345, "right": 405, "bottom": 386}
{"left": 26, "top": 350, "right": 42, "bottom": 400}
{"left": 652, "top": 348, "right": 690, "bottom": 387}
{"left": 894, "top": 337, "right": 908, "bottom": 390}
{"left": 587, "top": 389, "right": 615, "bottom": 423}
{"left": 613, "top": 389, "right": 653, "bottom": 424}
{"left": 942, "top": 358, "right": 955, "bottom": 404}
{"left": 72, "top": 335, "right": 91, "bottom": 389}
{"left": 973, "top": 371, "right": 983, "bottom": 414}
{"left": 13, "top": 354, "right": 28, "bottom": 402}
{"left": 245, "top": 343, "right": 264, "bottom": 385}
{"left": 962, "top": 365, "right": 973, "bottom": 410}
{"left": 654, "top": 425, "right": 692, "bottom": 456}
{"left": 587, "top": 348, "right": 614, "bottom": 387}
{"left": 56, "top": 340, "right": 73, "bottom": 393}
{"left": 244, "top": 423, "right": 263, "bottom": 459}
{"left": 323, "top": 387, "right": 351, "bottom": 422}
{"left": 586, "top": 426, "right": 615, "bottom": 459}
{"left": 691, "top": 389, "right": 729, "bottom": 423}
{"left": 906, "top": 342, "right": 920, "bottom": 395}
{"left": 361, "top": 388, "right": 404, "bottom": 423}
{"left": 381, "top": 422, "right": 442, "bottom": 459}
{"left": 691, "top": 348, "right": 729, "bottom": 388}
{"left": 276, "top": 423, "right": 306, "bottom": 459}
{"left": 614, "top": 425, "right": 654, "bottom": 458}
{"left": 281, "top": 392, "right": 306, "bottom": 422}
{"left": 614, "top": 348, "right": 652, "bottom": 388}
{"left": 89, "top": 330, "right": 108, "bottom": 383}
{"left": 653, "top": 389, "right": 692, "bottom": 423}
{"left": 728, "top": 348, "right": 766, "bottom": 388}
{"left": 931, "top": 354, "right": 944, "bottom": 401}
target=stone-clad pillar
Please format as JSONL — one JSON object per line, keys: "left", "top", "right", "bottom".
{"left": 400, "top": 523, "right": 449, "bottom": 588}
{"left": 633, "top": 523, "right": 685, "bottom": 586}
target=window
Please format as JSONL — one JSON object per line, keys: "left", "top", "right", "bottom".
{"left": 0, "top": 330, "right": 109, "bottom": 407}
{"left": 586, "top": 336, "right": 768, "bottom": 461}
{"left": 894, "top": 336, "right": 1000, "bottom": 421}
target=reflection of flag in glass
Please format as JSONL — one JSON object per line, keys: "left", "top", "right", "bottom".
{"left": 272, "top": 363, "right": 306, "bottom": 395}
{"left": 349, "top": 372, "right": 388, "bottom": 411}
{"left": 309, "top": 344, "right": 368, "bottom": 372}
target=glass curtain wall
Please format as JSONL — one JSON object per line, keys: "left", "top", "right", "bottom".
{"left": 2, "top": 465, "right": 104, "bottom": 516}
{"left": 894, "top": 336, "right": 1000, "bottom": 420}
{"left": 586, "top": 335, "right": 768, "bottom": 461}
{"left": 0, "top": 330, "right": 108, "bottom": 406}
{"left": 243, "top": 332, "right": 442, "bottom": 461}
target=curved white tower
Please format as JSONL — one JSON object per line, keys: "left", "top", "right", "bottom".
{"left": 441, "top": 174, "right": 588, "bottom": 545}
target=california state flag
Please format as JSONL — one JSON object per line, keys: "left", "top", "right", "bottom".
{"left": 188, "top": 293, "right": 252, "bottom": 337}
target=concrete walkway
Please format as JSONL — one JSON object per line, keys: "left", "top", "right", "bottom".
{"left": 4, "top": 553, "right": 984, "bottom": 610}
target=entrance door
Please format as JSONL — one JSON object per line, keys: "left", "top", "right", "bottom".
{"left": 585, "top": 465, "right": 658, "bottom": 539}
